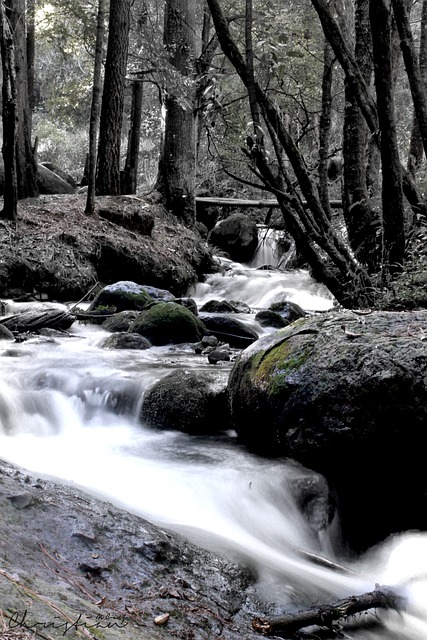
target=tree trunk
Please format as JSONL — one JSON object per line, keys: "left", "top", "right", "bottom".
{"left": 318, "top": 39, "right": 334, "bottom": 220}
{"left": 85, "top": 0, "right": 106, "bottom": 214}
{"left": 122, "top": 80, "right": 144, "bottom": 195}
{"left": 8, "top": 0, "right": 38, "bottom": 200}
{"left": 392, "top": 0, "right": 427, "bottom": 161}
{"left": 96, "top": 0, "right": 131, "bottom": 196}
{"left": 407, "top": 0, "right": 427, "bottom": 175}
{"left": 342, "top": 0, "right": 381, "bottom": 270}
{"left": 156, "top": 0, "right": 197, "bottom": 226}
{"left": 0, "top": 0, "right": 18, "bottom": 221}
{"left": 26, "top": 0, "right": 35, "bottom": 131}
{"left": 370, "top": 0, "right": 406, "bottom": 273}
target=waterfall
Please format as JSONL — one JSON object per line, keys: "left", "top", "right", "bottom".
{"left": 1, "top": 269, "right": 427, "bottom": 639}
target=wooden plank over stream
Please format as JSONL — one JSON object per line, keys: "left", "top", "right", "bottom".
{"left": 195, "top": 197, "right": 343, "bottom": 209}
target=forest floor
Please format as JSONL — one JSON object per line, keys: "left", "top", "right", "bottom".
{"left": 0, "top": 194, "right": 215, "bottom": 303}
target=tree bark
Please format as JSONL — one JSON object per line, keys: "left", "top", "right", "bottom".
{"left": 85, "top": 0, "right": 106, "bottom": 214}
{"left": 96, "top": 0, "right": 131, "bottom": 196}
{"left": 342, "top": 0, "right": 381, "bottom": 270}
{"left": 156, "top": 0, "right": 197, "bottom": 226}
{"left": 121, "top": 80, "right": 144, "bottom": 195}
{"left": 370, "top": 0, "right": 405, "bottom": 273}
{"left": 392, "top": 0, "right": 427, "bottom": 162}
{"left": 0, "top": 0, "right": 18, "bottom": 221}
{"left": 407, "top": 0, "right": 427, "bottom": 175}
{"left": 318, "top": 39, "right": 334, "bottom": 220}
{"left": 8, "top": 0, "right": 38, "bottom": 200}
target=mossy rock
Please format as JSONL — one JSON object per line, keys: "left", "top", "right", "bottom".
{"left": 130, "top": 302, "right": 206, "bottom": 345}
{"left": 228, "top": 310, "right": 427, "bottom": 551}
{"left": 89, "top": 281, "right": 152, "bottom": 312}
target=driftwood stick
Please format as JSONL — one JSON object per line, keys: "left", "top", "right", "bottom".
{"left": 252, "top": 585, "right": 404, "bottom": 637}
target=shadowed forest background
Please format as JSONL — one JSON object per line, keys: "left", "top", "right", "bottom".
{"left": 2, "top": 0, "right": 427, "bottom": 309}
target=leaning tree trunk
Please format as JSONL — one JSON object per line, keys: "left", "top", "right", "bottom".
{"left": 96, "top": 0, "right": 131, "bottom": 196}
{"left": 8, "top": 0, "right": 38, "bottom": 200}
{"left": 85, "top": 0, "right": 106, "bottom": 214}
{"left": 156, "top": 0, "right": 197, "bottom": 226}
{"left": 0, "top": 0, "right": 18, "bottom": 221}
{"left": 370, "top": 0, "right": 406, "bottom": 273}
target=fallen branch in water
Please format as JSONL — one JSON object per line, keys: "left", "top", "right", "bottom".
{"left": 252, "top": 585, "right": 404, "bottom": 637}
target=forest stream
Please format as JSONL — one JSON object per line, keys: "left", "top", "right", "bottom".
{"left": 1, "top": 256, "right": 427, "bottom": 640}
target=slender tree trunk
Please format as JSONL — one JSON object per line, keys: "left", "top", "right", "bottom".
{"left": 392, "top": 0, "right": 427, "bottom": 161}
{"left": 370, "top": 0, "right": 405, "bottom": 273}
{"left": 96, "top": 0, "right": 132, "bottom": 196}
{"left": 8, "top": 0, "right": 38, "bottom": 199}
{"left": 407, "top": 0, "right": 427, "bottom": 175}
{"left": 26, "top": 0, "right": 35, "bottom": 132}
{"left": 0, "top": 0, "right": 18, "bottom": 220}
{"left": 318, "top": 39, "right": 334, "bottom": 220}
{"left": 85, "top": 0, "right": 106, "bottom": 214}
{"left": 122, "top": 80, "right": 144, "bottom": 195}
{"left": 196, "top": 3, "right": 218, "bottom": 158}
{"left": 156, "top": 0, "right": 197, "bottom": 225}
{"left": 342, "top": 0, "right": 381, "bottom": 270}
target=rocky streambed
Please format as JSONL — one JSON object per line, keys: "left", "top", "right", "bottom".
{"left": 0, "top": 459, "right": 268, "bottom": 640}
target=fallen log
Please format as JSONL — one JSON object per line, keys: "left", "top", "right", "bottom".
{"left": 0, "top": 309, "right": 75, "bottom": 332}
{"left": 252, "top": 585, "right": 404, "bottom": 637}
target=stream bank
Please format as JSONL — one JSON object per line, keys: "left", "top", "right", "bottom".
{"left": 0, "top": 458, "right": 266, "bottom": 640}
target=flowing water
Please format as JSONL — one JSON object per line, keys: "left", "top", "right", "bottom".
{"left": 1, "top": 265, "right": 427, "bottom": 638}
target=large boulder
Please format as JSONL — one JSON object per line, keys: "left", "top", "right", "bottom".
{"left": 209, "top": 213, "right": 258, "bottom": 263}
{"left": 130, "top": 302, "right": 206, "bottom": 345}
{"left": 228, "top": 310, "right": 427, "bottom": 550}
{"left": 141, "top": 370, "right": 231, "bottom": 434}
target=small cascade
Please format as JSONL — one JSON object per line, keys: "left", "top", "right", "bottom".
{"left": 246, "top": 225, "right": 293, "bottom": 269}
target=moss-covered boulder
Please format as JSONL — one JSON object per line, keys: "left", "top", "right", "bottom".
{"left": 228, "top": 310, "right": 427, "bottom": 550}
{"left": 141, "top": 370, "right": 231, "bottom": 434}
{"left": 130, "top": 302, "right": 206, "bottom": 345}
{"left": 89, "top": 281, "right": 153, "bottom": 312}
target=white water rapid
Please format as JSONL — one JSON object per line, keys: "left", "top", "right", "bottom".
{"left": 1, "top": 265, "right": 427, "bottom": 639}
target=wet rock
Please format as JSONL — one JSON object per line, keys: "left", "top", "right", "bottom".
{"left": 130, "top": 302, "right": 206, "bottom": 346}
{"left": 268, "top": 300, "right": 306, "bottom": 323}
{"left": 88, "top": 281, "right": 153, "bottom": 312}
{"left": 199, "top": 313, "right": 258, "bottom": 348}
{"left": 255, "top": 309, "right": 289, "bottom": 328}
{"left": 209, "top": 213, "right": 258, "bottom": 263}
{"left": 101, "top": 332, "right": 151, "bottom": 350}
{"left": 102, "top": 310, "right": 140, "bottom": 332}
{"left": 228, "top": 310, "right": 427, "bottom": 550}
{"left": 208, "top": 349, "right": 231, "bottom": 365}
{"left": 200, "top": 299, "right": 236, "bottom": 313}
{"left": 0, "top": 323, "right": 14, "bottom": 339}
{"left": 0, "top": 458, "right": 267, "bottom": 640}
{"left": 7, "top": 492, "right": 33, "bottom": 509}
{"left": 172, "top": 297, "right": 198, "bottom": 316}
{"left": 141, "top": 369, "right": 231, "bottom": 434}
